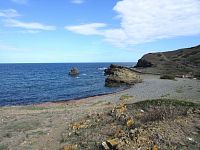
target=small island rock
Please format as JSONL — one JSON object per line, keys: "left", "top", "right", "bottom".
{"left": 69, "top": 68, "right": 79, "bottom": 76}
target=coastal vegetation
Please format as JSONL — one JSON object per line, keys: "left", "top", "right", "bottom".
{"left": 61, "top": 98, "right": 200, "bottom": 150}
{"left": 160, "top": 74, "right": 175, "bottom": 80}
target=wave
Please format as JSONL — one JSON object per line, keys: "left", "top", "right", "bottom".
{"left": 98, "top": 67, "right": 107, "bottom": 71}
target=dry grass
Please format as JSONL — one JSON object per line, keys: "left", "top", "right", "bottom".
{"left": 5, "top": 120, "right": 40, "bottom": 132}
{"left": 119, "top": 94, "right": 133, "bottom": 101}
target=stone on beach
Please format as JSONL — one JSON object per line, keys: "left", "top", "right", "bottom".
{"left": 102, "top": 138, "right": 119, "bottom": 150}
{"left": 63, "top": 144, "right": 77, "bottom": 150}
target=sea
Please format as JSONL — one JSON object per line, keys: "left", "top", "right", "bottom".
{"left": 0, "top": 63, "right": 135, "bottom": 106}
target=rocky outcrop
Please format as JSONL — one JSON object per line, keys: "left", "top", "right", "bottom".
{"left": 69, "top": 68, "right": 79, "bottom": 76}
{"left": 134, "top": 58, "right": 153, "bottom": 68}
{"left": 105, "top": 64, "right": 141, "bottom": 87}
{"left": 134, "top": 45, "right": 200, "bottom": 76}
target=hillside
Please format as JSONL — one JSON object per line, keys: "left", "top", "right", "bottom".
{"left": 134, "top": 45, "right": 200, "bottom": 77}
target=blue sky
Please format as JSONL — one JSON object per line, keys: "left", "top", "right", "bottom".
{"left": 0, "top": 0, "right": 200, "bottom": 63}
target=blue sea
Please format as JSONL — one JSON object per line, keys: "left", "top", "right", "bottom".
{"left": 0, "top": 63, "right": 135, "bottom": 106}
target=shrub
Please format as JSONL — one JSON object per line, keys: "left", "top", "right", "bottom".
{"left": 120, "top": 94, "right": 133, "bottom": 101}
{"left": 134, "top": 99, "right": 199, "bottom": 123}
{"left": 0, "top": 144, "right": 7, "bottom": 150}
{"left": 194, "top": 72, "right": 200, "bottom": 79}
{"left": 160, "top": 74, "right": 175, "bottom": 80}
{"left": 157, "top": 53, "right": 162, "bottom": 57}
{"left": 140, "top": 105, "right": 187, "bottom": 123}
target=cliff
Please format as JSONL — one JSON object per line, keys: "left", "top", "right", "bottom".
{"left": 134, "top": 45, "right": 200, "bottom": 77}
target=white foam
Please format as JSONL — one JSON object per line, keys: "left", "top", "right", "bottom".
{"left": 98, "top": 67, "right": 107, "bottom": 71}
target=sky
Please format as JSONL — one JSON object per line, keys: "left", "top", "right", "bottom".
{"left": 0, "top": 0, "right": 200, "bottom": 63}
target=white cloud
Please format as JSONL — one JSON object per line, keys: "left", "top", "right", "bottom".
{"left": 18, "top": 30, "right": 41, "bottom": 34}
{"left": 0, "top": 9, "right": 20, "bottom": 18}
{"left": 11, "top": 0, "right": 28, "bottom": 5}
{"left": 71, "top": 0, "right": 84, "bottom": 4}
{"left": 65, "top": 23, "right": 106, "bottom": 35}
{"left": 108, "top": 0, "right": 200, "bottom": 46}
{"left": 66, "top": 0, "right": 200, "bottom": 47}
{"left": 3, "top": 19, "right": 56, "bottom": 31}
{"left": 0, "top": 9, "right": 55, "bottom": 33}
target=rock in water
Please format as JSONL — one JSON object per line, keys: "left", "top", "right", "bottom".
{"left": 69, "top": 68, "right": 79, "bottom": 76}
{"left": 104, "top": 64, "right": 141, "bottom": 87}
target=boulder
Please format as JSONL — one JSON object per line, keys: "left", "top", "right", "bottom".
{"left": 105, "top": 64, "right": 141, "bottom": 87}
{"left": 126, "top": 118, "right": 134, "bottom": 128}
{"left": 63, "top": 144, "right": 77, "bottom": 150}
{"left": 69, "top": 68, "right": 79, "bottom": 76}
{"left": 102, "top": 142, "right": 110, "bottom": 150}
{"left": 102, "top": 138, "right": 119, "bottom": 150}
{"left": 106, "top": 139, "right": 119, "bottom": 149}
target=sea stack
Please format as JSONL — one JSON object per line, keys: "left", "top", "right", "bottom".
{"left": 104, "top": 64, "right": 142, "bottom": 87}
{"left": 69, "top": 67, "right": 79, "bottom": 76}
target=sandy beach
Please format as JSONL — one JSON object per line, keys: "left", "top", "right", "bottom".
{"left": 0, "top": 74, "right": 200, "bottom": 150}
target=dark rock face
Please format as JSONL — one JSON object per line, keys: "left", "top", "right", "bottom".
{"left": 69, "top": 68, "right": 79, "bottom": 76}
{"left": 134, "top": 59, "right": 153, "bottom": 68}
{"left": 105, "top": 64, "right": 141, "bottom": 87}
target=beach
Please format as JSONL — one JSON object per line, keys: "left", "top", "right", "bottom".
{"left": 1, "top": 0, "right": 200, "bottom": 148}
{"left": 0, "top": 74, "right": 200, "bottom": 149}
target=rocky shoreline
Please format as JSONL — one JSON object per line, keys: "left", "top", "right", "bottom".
{"left": 0, "top": 74, "right": 200, "bottom": 149}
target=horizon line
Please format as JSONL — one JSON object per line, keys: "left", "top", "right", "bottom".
{"left": 0, "top": 61, "right": 137, "bottom": 64}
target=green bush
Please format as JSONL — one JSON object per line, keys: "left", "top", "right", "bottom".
{"left": 194, "top": 72, "right": 200, "bottom": 79}
{"left": 0, "top": 144, "right": 7, "bottom": 150}
{"left": 160, "top": 74, "right": 175, "bottom": 80}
